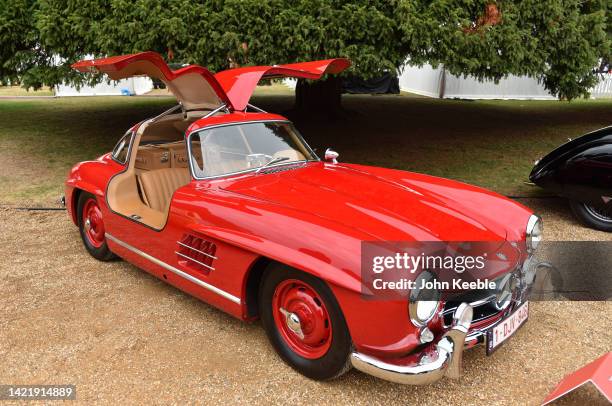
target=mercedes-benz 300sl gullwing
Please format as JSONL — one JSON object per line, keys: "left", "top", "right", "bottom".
{"left": 65, "top": 52, "right": 542, "bottom": 384}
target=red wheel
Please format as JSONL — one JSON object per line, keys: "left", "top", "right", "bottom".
{"left": 82, "top": 198, "right": 105, "bottom": 248}
{"left": 272, "top": 279, "right": 332, "bottom": 359}
{"left": 77, "top": 192, "right": 115, "bottom": 261}
{"left": 260, "top": 264, "right": 352, "bottom": 380}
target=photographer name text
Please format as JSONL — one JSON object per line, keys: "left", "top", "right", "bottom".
{"left": 372, "top": 277, "right": 496, "bottom": 290}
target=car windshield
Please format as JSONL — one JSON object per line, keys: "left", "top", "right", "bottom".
{"left": 189, "top": 121, "right": 317, "bottom": 178}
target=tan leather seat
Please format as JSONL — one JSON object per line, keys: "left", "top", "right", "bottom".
{"left": 138, "top": 168, "right": 191, "bottom": 211}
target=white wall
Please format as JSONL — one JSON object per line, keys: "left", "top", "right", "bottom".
{"left": 591, "top": 75, "right": 612, "bottom": 99}
{"left": 398, "top": 64, "right": 444, "bottom": 98}
{"left": 55, "top": 77, "right": 153, "bottom": 96}
{"left": 398, "top": 62, "right": 611, "bottom": 100}
{"left": 444, "top": 73, "right": 555, "bottom": 100}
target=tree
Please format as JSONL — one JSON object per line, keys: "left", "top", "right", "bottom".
{"left": 3, "top": 0, "right": 406, "bottom": 113}
{"left": 398, "top": 0, "right": 610, "bottom": 100}
{"left": 0, "top": 0, "right": 39, "bottom": 87}
{"left": 0, "top": 0, "right": 609, "bottom": 105}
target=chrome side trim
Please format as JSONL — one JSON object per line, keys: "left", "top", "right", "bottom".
{"left": 176, "top": 240, "right": 218, "bottom": 260}
{"left": 105, "top": 233, "right": 240, "bottom": 304}
{"left": 175, "top": 251, "right": 215, "bottom": 271}
{"left": 110, "top": 130, "right": 136, "bottom": 165}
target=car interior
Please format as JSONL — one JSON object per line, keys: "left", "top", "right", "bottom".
{"left": 106, "top": 110, "right": 313, "bottom": 230}
{"left": 106, "top": 112, "right": 204, "bottom": 229}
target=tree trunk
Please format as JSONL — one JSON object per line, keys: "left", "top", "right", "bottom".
{"left": 294, "top": 76, "right": 343, "bottom": 116}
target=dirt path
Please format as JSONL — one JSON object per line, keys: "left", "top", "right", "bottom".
{"left": 0, "top": 201, "right": 610, "bottom": 405}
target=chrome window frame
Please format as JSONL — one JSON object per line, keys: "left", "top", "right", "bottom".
{"left": 111, "top": 130, "right": 135, "bottom": 165}
{"left": 186, "top": 120, "right": 320, "bottom": 181}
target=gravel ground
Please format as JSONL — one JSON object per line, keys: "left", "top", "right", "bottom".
{"left": 0, "top": 198, "right": 610, "bottom": 405}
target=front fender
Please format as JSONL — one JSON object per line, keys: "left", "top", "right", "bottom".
{"left": 176, "top": 189, "right": 422, "bottom": 356}
{"left": 530, "top": 126, "right": 612, "bottom": 202}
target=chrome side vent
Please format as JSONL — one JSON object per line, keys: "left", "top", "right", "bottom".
{"left": 176, "top": 234, "right": 217, "bottom": 275}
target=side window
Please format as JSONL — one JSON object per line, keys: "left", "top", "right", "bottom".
{"left": 190, "top": 126, "right": 251, "bottom": 178}
{"left": 112, "top": 132, "right": 133, "bottom": 164}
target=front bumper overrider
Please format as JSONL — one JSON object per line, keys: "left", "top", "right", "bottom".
{"left": 350, "top": 303, "right": 473, "bottom": 385}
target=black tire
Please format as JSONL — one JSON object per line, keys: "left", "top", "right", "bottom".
{"left": 77, "top": 192, "right": 116, "bottom": 261}
{"left": 259, "top": 263, "right": 352, "bottom": 380}
{"left": 569, "top": 199, "right": 612, "bottom": 232}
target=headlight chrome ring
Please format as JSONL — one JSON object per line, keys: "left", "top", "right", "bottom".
{"left": 526, "top": 214, "right": 543, "bottom": 253}
{"left": 409, "top": 271, "right": 441, "bottom": 327}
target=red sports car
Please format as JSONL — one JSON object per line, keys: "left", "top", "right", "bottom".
{"left": 65, "top": 52, "right": 542, "bottom": 384}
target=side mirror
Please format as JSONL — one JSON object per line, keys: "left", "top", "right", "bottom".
{"left": 324, "top": 148, "right": 339, "bottom": 164}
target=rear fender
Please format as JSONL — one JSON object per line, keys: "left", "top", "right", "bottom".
{"left": 65, "top": 156, "right": 120, "bottom": 224}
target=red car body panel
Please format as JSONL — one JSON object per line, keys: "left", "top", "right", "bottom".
{"left": 186, "top": 111, "right": 288, "bottom": 133}
{"left": 66, "top": 53, "right": 534, "bottom": 360}
{"left": 214, "top": 58, "right": 351, "bottom": 110}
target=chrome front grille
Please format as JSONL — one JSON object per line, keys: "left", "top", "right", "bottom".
{"left": 442, "top": 292, "right": 499, "bottom": 327}
{"left": 441, "top": 271, "right": 522, "bottom": 328}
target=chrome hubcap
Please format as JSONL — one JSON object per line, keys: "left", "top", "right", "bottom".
{"left": 85, "top": 218, "right": 91, "bottom": 230}
{"left": 279, "top": 307, "right": 304, "bottom": 339}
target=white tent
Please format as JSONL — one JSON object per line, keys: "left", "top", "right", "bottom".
{"left": 398, "top": 62, "right": 612, "bottom": 100}
{"left": 55, "top": 76, "right": 153, "bottom": 97}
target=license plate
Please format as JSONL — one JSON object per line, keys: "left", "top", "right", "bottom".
{"left": 486, "top": 301, "right": 529, "bottom": 355}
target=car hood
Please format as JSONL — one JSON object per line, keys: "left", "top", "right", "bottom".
{"left": 220, "top": 163, "right": 508, "bottom": 242}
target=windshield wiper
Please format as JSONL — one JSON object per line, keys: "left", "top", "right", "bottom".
{"left": 255, "top": 156, "right": 290, "bottom": 173}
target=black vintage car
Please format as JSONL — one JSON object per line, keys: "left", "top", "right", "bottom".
{"left": 530, "top": 126, "right": 612, "bottom": 232}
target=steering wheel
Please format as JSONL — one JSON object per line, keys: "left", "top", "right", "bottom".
{"left": 246, "top": 153, "right": 274, "bottom": 168}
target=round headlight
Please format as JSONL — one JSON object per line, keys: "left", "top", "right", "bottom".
{"left": 409, "top": 271, "right": 441, "bottom": 327}
{"left": 526, "top": 215, "right": 543, "bottom": 253}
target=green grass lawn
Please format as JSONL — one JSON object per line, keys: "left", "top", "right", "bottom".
{"left": 0, "top": 88, "right": 610, "bottom": 206}
{"left": 0, "top": 86, "right": 55, "bottom": 96}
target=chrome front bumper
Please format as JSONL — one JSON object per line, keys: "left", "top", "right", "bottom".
{"left": 350, "top": 303, "right": 473, "bottom": 385}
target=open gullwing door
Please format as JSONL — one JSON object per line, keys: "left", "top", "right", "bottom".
{"left": 72, "top": 52, "right": 232, "bottom": 111}
{"left": 214, "top": 58, "right": 351, "bottom": 111}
